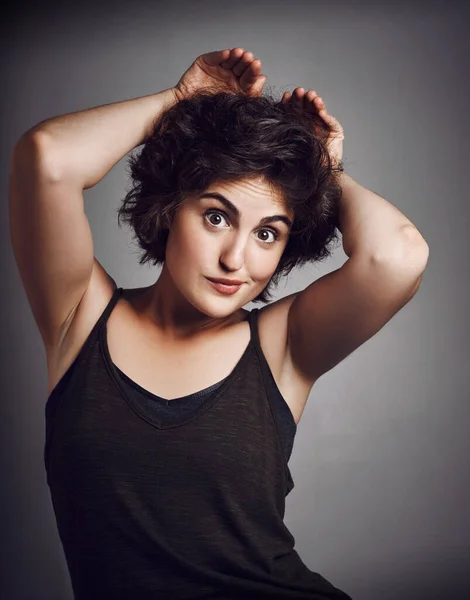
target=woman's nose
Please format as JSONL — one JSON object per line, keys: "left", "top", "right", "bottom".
{"left": 219, "top": 238, "right": 246, "bottom": 271}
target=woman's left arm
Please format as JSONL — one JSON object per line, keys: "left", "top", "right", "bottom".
{"left": 337, "top": 171, "right": 429, "bottom": 268}
{"left": 282, "top": 88, "right": 429, "bottom": 384}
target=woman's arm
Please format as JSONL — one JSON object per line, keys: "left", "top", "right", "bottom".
{"left": 9, "top": 86, "right": 179, "bottom": 352}
{"left": 24, "top": 87, "right": 178, "bottom": 189}
{"left": 9, "top": 48, "right": 265, "bottom": 352}
{"left": 338, "top": 172, "right": 428, "bottom": 264}
{"left": 283, "top": 89, "right": 428, "bottom": 385}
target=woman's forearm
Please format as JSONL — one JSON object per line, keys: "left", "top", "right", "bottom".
{"left": 25, "top": 88, "right": 178, "bottom": 189}
{"left": 337, "top": 172, "right": 428, "bottom": 263}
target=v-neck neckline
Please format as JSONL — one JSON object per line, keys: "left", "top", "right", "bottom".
{"left": 100, "top": 288, "right": 257, "bottom": 429}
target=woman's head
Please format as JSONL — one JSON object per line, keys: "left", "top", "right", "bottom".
{"left": 117, "top": 90, "right": 344, "bottom": 304}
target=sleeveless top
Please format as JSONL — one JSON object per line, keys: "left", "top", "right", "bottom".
{"left": 44, "top": 287, "right": 352, "bottom": 600}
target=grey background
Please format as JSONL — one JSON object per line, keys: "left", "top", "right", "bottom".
{"left": 2, "top": 0, "right": 469, "bottom": 598}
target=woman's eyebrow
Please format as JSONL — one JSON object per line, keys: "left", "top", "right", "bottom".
{"left": 199, "top": 192, "right": 292, "bottom": 228}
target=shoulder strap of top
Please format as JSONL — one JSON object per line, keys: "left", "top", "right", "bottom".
{"left": 249, "top": 306, "right": 276, "bottom": 377}
{"left": 247, "top": 307, "right": 260, "bottom": 347}
{"left": 86, "top": 286, "right": 123, "bottom": 345}
{"left": 248, "top": 307, "right": 270, "bottom": 370}
{"left": 248, "top": 306, "right": 284, "bottom": 396}
{"left": 99, "top": 286, "right": 123, "bottom": 325}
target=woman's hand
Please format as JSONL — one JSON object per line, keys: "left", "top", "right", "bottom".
{"left": 282, "top": 88, "right": 344, "bottom": 167}
{"left": 173, "top": 48, "right": 267, "bottom": 102}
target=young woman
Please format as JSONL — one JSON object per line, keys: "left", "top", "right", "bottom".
{"left": 9, "top": 47, "right": 428, "bottom": 599}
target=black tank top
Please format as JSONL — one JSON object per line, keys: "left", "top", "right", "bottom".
{"left": 44, "top": 287, "right": 352, "bottom": 599}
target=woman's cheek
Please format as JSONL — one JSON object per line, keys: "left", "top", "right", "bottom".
{"left": 248, "top": 250, "right": 280, "bottom": 285}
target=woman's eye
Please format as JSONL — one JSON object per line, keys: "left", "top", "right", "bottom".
{"left": 205, "top": 211, "right": 228, "bottom": 227}
{"left": 256, "top": 229, "right": 278, "bottom": 244}
{"left": 204, "top": 210, "right": 279, "bottom": 245}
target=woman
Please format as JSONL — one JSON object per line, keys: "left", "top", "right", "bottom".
{"left": 9, "top": 47, "right": 428, "bottom": 599}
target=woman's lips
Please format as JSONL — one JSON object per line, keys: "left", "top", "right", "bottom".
{"left": 206, "top": 278, "right": 243, "bottom": 295}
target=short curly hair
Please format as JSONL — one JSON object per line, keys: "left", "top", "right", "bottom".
{"left": 117, "top": 89, "right": 344, "bottom": 303}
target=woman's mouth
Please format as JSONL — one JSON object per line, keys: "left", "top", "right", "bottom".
{"left": 206, "top": 278, "right": 243, "bottom": 295}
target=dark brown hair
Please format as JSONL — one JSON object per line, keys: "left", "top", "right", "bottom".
{"left": 117, "top": 89, "right": 344, "bottom": 303}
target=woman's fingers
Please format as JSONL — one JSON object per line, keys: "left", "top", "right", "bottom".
{"left": 239, "top": 58, "right": 262, "bottom": 88}
{"left": 232, "top": 51, "right": 255, "bottom": 76}
{"left": 246, "top": 72, "right": 267, "bottom": 96}
{"left": 200, "top": 47, "right": 267, "bottom": 94}
{"left": 284, "top": 87, "right": 332, "bottom": 121}
{"left": 281, "top": 87, "right": 344, "bottom": 164}
{"left": 220, "top": 48, "right": 261, "bottom": 79}
{"left": 305, "top": 90, "right": 318, "bottom": 106}
{"left": 202, "top": 49, "right": 232, "bottom": 66}
{"left": 220, "top": 47, "right": 245, "bottom": 70}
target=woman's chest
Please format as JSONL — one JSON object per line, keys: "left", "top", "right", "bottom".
{"left": 108, "top": 325, "right": 248, "bottom": 400}
{"left": 48, "top": 297, "right": 310, "bottom": 424}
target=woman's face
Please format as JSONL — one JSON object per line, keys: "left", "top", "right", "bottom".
{"left": 163, "top": 176, "right": 293, "bottom": 317}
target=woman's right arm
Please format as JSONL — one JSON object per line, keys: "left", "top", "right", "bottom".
{"left": 25, "top": 87, "right": 178, "bottom": 189}
{"left": 9, "top": 49, "right": 264, "bottom": 356}
{"left": 8, "top": 88, "right": 178, "bottom": 353}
